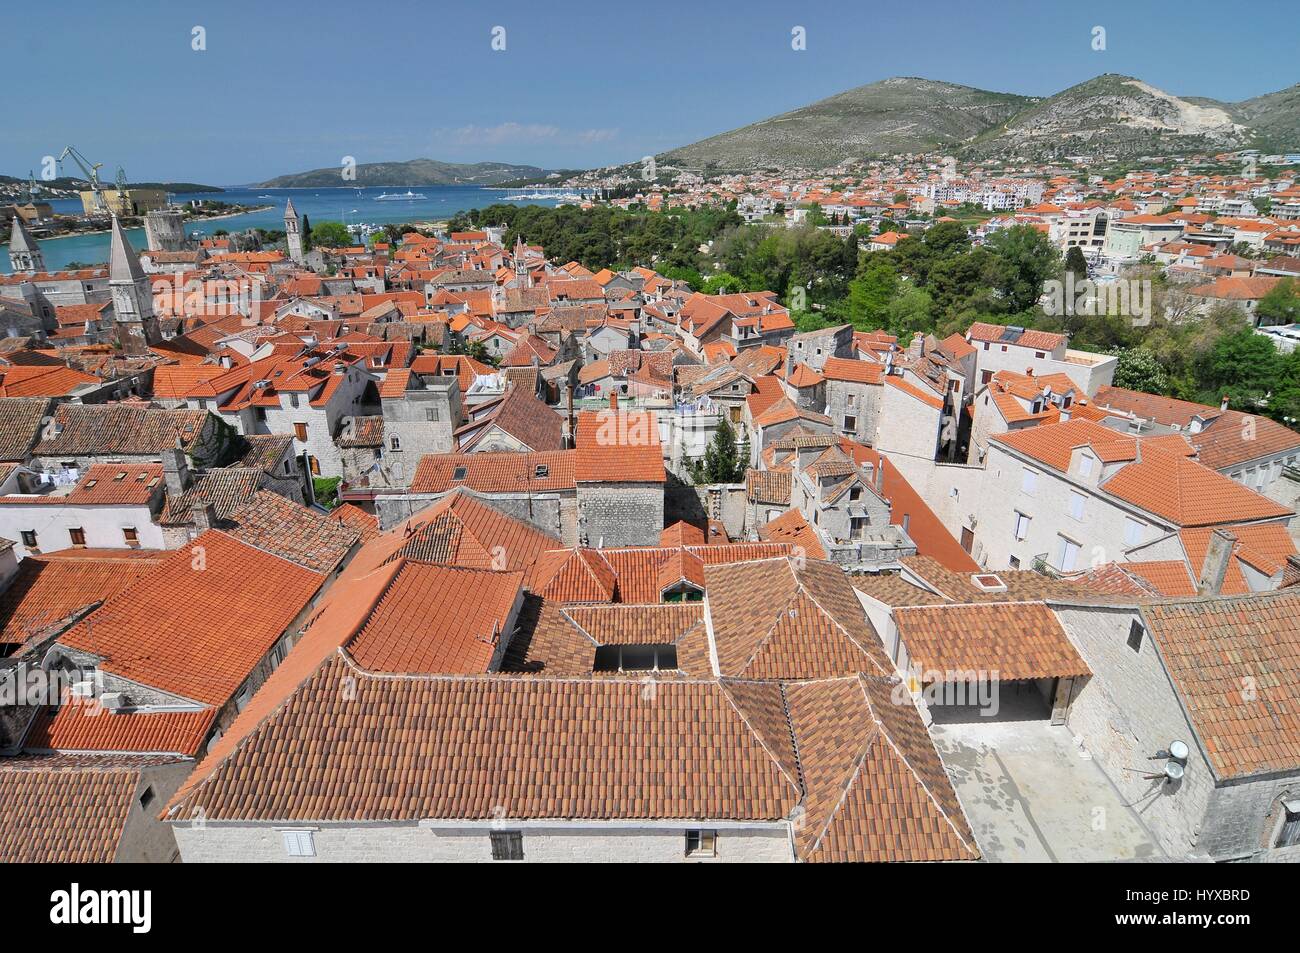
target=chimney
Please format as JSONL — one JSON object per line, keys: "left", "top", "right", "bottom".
{"left": 563, "top": 384, "right": 574, "bottom": 447}
{"left": 909, "top": 332, "right": 923, "bottom": 357}
{"left": 1197, "top": 529, "right": 1237, "bottom": 596}
{"left": 162, "top": 440, "right": 190, "bottom": 497}
{"left": 191, "top": 502, "right": 217, "bottom": 535}
{"left": 1220, "top": 395, "right": 1230, "bottom": 412}
{"left": 876, "top": 455, "right": 886, "bottom": 492}
{"left": 609, "top": 391, "right": 618, "bottom": 411}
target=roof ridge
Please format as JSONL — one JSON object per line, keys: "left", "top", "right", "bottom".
{"left": 860, "top": 676, "right": 980, "bottom": 857}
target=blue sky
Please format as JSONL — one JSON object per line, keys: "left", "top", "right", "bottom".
{"left": 8, "top": 0, "right": 1299, "bottom": 184}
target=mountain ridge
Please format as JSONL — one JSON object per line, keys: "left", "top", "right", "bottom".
{"left": 255, "top": 158, "right": 547, "bottom": 188}
{"left": 654, "top": 74, "right": 1300, "bottom": 171}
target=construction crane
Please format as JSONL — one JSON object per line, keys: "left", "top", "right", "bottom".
{"left": 56, "top": 145, "right": 110, "bottom": 216}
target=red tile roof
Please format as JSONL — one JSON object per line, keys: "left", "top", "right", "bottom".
{"left": 574, "top": 410, "right": 665, "bottom": 483}
{"left": 410, "top": 450, "right": 576, "bottom": 494}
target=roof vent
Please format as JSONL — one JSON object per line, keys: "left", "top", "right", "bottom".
{"left": 971, "top": 573, "right": 1007, "bottom": 592}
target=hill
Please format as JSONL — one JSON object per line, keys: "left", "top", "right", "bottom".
{"left": 661, "top": 77, "right": 1034, "bottom": 171}
{"left": 656, "top": 74, "right": 1300, "bottom": 170}
{"left": 255, "top": 158, "right": 546, "bottom": 188}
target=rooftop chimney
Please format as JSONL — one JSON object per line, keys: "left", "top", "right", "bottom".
{"left": 191, "top": 502, "right": 217, "bottom": 535}
{"left": 1197, "top": 528, "right": 1237, "bottom": 597}
{"left": 1220, "top": 395, "right": 1230, "bottom": 412}
{"left": 609, "top": 391, "right": 618, "bottom": 411}
{"left": 162, "top": 440, "right": 190, "bottom": 497}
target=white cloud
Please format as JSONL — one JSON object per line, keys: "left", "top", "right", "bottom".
{"left": 444, "top": 123, "right": 619, "bottom": 146}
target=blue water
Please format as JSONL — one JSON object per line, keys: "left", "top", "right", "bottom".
{"left": 1, "top": 185, "right": 564, "bottom": 274}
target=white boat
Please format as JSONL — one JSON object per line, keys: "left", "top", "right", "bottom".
{"left": 375, "top": 190, "right": 426, "bottom": 201}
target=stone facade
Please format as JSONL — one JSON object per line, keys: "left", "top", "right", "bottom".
{"left": 173, "top": 820, "right": 794, "bottom": 863}
{"left": 576, "top": 482, "right": 664, "bottom": 547}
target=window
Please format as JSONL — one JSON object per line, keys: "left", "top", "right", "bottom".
{"left": 1009, "top": 555, "right": 1021, "bottom": 569}
{"left": 850, "top": 516, "right": 869, "bottom": 539}
{"left": 593, "top": 644, "right": 677, "bottom": 672}
{"left": 685, "top": 830, "right": 717, "bottom": 858}
{"left": 69, "top": 527, "right": 86, "bottom": 546}
{"left": 452, "top": 465, "right": 468, "bottom": 481}
{"left": 1127, "top": 620, "right": 1144, "bottom": 653}
{"left": 1034, "top": 351, "right": 1045, "bottom": 359}
{"left": 843, "top": 414, "right": 857, "bottom": 433}
{"left": 534, "top": 464, "right": 549, "bottom": 478}
{"left": 289, "top": 393, "right": 300, "bottom": 408}
{"left": 139, "top": 787, "right": 155, "bottom": 810}
{"left": 425, "top": 407, "right": 439, "bottom": 422}
{"left": 490, "top": 831, "right": 524, "bottom": 861}
{"left": 122, "top": 527, "right": 138, "bottom": 545}
{"left": 1078, "top": 454, "right": 1093, "bottom": 477}
{"left": 1055, "top": 535, "right": 1081, "bottom": 572}
{"left": 1020, "top": 468, "right": 1037, "bottom": 495}
{"left": 1068, "top": 491, "right": 1086, "bottom": 521}
{"left": 1277, "top": 802, "right": 1300, "bottom": 848}
{"left": 849, "top": 486, "right": 862, "bottom": 502}
{"left": 281, "top": 830, "right": 316, "bottom": 857}
{"left": 20, "top": 530, "right": 36, "bottom": 548}
{"left": 1123, "top": 517, "right": 1144, "bottom": 547}
{"left": 294, "top": 422, "right": 309, "bottom": 442}
{"left": 389, "top": 436, "right": 402, "bottom": 451}
{"left": 1013, "top": 512, "right": 1030, "bottom": 541}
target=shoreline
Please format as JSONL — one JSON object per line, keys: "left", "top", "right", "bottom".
{"left": 31, "top": 205, "right": 273, "bottom": 241}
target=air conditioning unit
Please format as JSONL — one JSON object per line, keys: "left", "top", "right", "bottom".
{"left": 99, "top": 692, "right": 129, "bottom": 711}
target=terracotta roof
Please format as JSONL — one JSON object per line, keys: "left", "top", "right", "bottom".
{"left": 326, "top": 502, "right": 380, "bottom": 543}
{"left": 574, "top": 410, "right": 665, "bottom": 483}
{"left": 410, "top": 450, "right": 576, "bottom": 494}
{"left": 786, "top": 675, "right": 978, "bottom": 862}
{"left": 504, "top": 600, "right": 709, "bottom": 675}
{"left": 0, "top": 755, "right": 163, "bottom": 862}
{"left": 1091, "top": 386, "right": 1300, "bottom": 472}
{"left": 458, "top": 385, "right": 563, "bottom": 452}
{"left": 58, "top": 531, "right": 326, "bottom": 706}
{"left": 659, "top": 520, "right": 706, "bottom": 547}
{"left": 1141, "top": 590, "right": 1300, "bottom": 779}
{"left": 0, "top": 364, "right": 99, "bottom": 398}
{"left": 0, "top": 550, "right": 165, "bottom": 649}
{"left": 49, "top": 463, "right": 163, "bottom": 506}
{"left": 966, "top": 322, "right": 1065, "bottom": 351}
{"left": 821, "top": 357, "right": 883, "bottom": 384}
{"left": 704, "top": 556, "right": 892, "bottom": 679}
{"left": 233, "top": 434, "right": 294, "bottom": 474}
{"left": 528, "top": 542, "right": 793, "bottom": 604}
{"left": 746, "top": 468, "right": 792, "bottom": 505}
{"left": 757, "top": 508, "right": 828, "bottom": 559}
{"left": 347, "top": 563, "right": 523, "bottom": 674}
{"left": 893, "top": 602, "right": 1091, "bottom": 681}
{"left": 0, "top": 397, "right": 51, "bottom": 461}
{"left": 223, "top": 491, "right": 360, "bottom": 573}
{"left": 34, "top": 405, "right": 211, "bottom": 457}
{"left": 159, "top": 467, "right": 261, "bottom": 525}
{"left": 26, "top": 704, "right": 218, "bottom": 758}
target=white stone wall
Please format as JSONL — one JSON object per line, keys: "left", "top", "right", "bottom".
{"left": 1055, "top": 604, "right": 1214, "bottom": 858}
{"left": 174, "top": 821, "right": 794, "bottom": 863}
{"left": 874, "top": 384, "right": 941, "bottom": 464}
{"left": 974, "top": 442, "right": 1179, "bottom": 571}
{"left": 0, "top": 503, "right": 164, "bottom": 559}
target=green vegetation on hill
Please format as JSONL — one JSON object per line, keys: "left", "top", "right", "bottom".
{"left": 256, "top": 159, "right": 545, "bottom": 188}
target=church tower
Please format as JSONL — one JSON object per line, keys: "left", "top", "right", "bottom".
{"left": 285, "top": 197, "right": 304, "bottom": 264}
{"left": 7, "top": 214, "right": 45, "bottom": 273}
{"left": 513, "top": 235, "right": 531, "bottom": 288}
{"left": 108, "top": 216, "right": 161, "bottom": 355}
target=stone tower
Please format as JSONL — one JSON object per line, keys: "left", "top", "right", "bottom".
{"left": 144, "top": 207, "right": 188, "bottom": 252}
{"left": 514, "top": 235, "right": 531, "bottom": 288}
{"left": 285, "top": 197, "right": 304, "bottom": 264}
{"left": 108, "top": 216, "right": 161, "bottom": 355}
{"left": 7, "top": 214, "right": 45, "bottom": 273}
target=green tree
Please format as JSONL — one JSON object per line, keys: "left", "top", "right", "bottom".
{"left": 692, "top": 417, "right": 745, "bottom": 484}
{"left": 1255, "top": 278, "right": 1300, "bottom": 328}
{"left": 1111, "top": 347, "right": 1169, "bottom": 393}
{"left": 1064, "top": 245, "right": 1088, "bottom": 283}
{"left": 310, "top": 221, "right": 353, "bottom": 249}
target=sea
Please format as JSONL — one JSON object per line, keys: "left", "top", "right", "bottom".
{"left": 1, "top": 185, "right": 567, "bottom": 275}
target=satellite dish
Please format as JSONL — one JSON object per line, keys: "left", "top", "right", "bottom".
{"left": 1169, "top": 740, "right": 1189, "bottom": 763}
{"left": 1164, "top": 762, "right": 1185, "bottom": 782}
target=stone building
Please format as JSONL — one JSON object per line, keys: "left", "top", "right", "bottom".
{"left": 573, "top": 410, "right": 665, "bottom": 547}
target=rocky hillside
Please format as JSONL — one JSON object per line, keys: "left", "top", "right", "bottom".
{"left": 661, "top": 78, "right": 1035, "bottom": 171}
{"left": 256, "top": 158, "right": 546, "bottom": 188}
{"left": 967, "top": 74, "right": 1249, "bottom": 159}
{"left": 658, "top": 74, "right": 1300, "bottom": 170}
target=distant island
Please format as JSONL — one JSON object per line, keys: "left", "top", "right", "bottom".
{"left": 253, "top": 158, "right": 548, "bottom": 188}
{"left": 0, "top": 173, "right": 222, "bottom": 196}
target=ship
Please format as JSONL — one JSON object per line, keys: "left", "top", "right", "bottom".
{"left": 374, "top": 190, "right": 426, "bottom": 201}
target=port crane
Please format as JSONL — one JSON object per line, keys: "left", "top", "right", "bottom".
{"left": 56, "top": 145, "right": 111, "bottom": 215}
